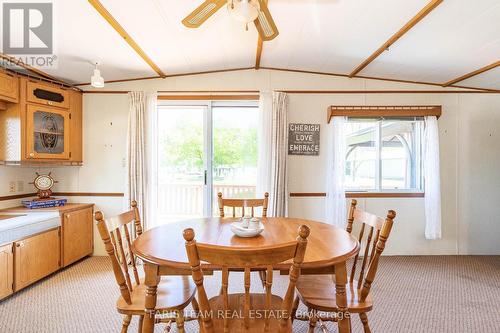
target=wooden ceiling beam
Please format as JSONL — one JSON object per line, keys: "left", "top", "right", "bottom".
{"left": 349, "top": 0, "right": 443, "bottom": 77}
{"left": 255, "top": 37, "right": 263, "bottom": 69}
{"left": 442, "top": 60, "right": 500, "bottom": 87}
{"left": 88, "top": 0, "right": 166, "bottom": 78}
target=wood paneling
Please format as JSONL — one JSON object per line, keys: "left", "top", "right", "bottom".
{"left": 349, "top": 0, "right": 444, "bottom": 77}
{"left": 88, "top": 0, "right": 166, "bottom": 77}
{"left": 14, "top": 228, "right": 60, "bottom": 291}
{"left": 327, "top": 105, "right": 441, "bottom": 123}
{"left": 0, "top": 243, "right": 13, "bottom": 300}
{"left": 442, "top": 60, "right": 500, "bottom": 86}
{"left": 62, "top": 207, "right": 93, "bottom": 266}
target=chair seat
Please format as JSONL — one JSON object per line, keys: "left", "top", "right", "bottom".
{"left": 117, "top": 276, "right": 196, "bottom": 315}
{"left": 296, "top": 275, "right": 373, "bottom": 313}
{"left": 203, "top": 293, "right": 292, "bottom": 332}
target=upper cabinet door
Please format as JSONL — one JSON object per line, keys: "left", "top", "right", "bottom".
{"left": 0, "top": 71, "right": 19, "bottom": 103}
{"left": 26, "top": 81, "right": 69, "bottom": 109}
{"left": 26, "top": 104, "right": 70, "bottom": 160}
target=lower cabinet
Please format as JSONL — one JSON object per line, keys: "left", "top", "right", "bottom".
{"left": 62, "top": 207, "right": 93, "bottom": 266}
{"left": 0, "top": 244, "right": 14, "bottom": 299}
{"left": 14, "top": 228, "right": 60, "bottom": 291}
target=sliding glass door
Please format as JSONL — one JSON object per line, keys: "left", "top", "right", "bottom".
{"left": 156, "top": 101, "right": 259, "bottom": 224}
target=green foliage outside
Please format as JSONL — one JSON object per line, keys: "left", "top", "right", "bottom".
{"left": 160, "top": 121, "right": 258, "bottom": 171}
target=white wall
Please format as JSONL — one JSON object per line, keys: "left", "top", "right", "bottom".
{"left": 2, "top": 69, "right": 499, "bottom": 255}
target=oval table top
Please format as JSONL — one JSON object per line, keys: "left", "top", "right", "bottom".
{"left": 133, "top": 217, "right": 359, "bottom": 270}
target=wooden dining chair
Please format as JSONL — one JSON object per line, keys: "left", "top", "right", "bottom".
{"left": 183, "top": 224, "right": 310, "bottom": 333}
{"left": 217, "top": 192, "right": 269, "bottom": 218}
{"left": 293, "top": 200, "right": 396, "bottom": 333}
{"left": 95, "top": 202, "right": 197, "bottom": 333}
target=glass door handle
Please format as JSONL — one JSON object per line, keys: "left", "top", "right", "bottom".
{"left": 204, "top": 170, "right": 208, "bottom": 185}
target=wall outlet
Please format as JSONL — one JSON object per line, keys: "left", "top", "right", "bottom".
{"left": 9, "top": 181, "right": 16, "bottom": 193}
{"left": 17, "top": 180, "right": 24, "bottom": 192}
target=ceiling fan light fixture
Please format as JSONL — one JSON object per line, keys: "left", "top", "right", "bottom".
{"left": 227, "top": 0, "right": 260, "bottom": 24}
{"left": 91, "top": 63, "right": 104, "bottom": 88}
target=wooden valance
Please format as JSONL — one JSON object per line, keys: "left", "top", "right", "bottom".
{"left": 327, "top": 105, "right": 442, "bottom": 123}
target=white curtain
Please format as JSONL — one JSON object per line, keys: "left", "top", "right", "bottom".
{"left": 257, "top": 91, "right": 288, "bottom": 217}
{"left": 424, "top": 116, "right": 442, "bottom": 239}
{"left": 125, "top": 91, "right": 158, "bottom": 232}
{"left": 325, "top": 116, "right": 347, "bottom": 227}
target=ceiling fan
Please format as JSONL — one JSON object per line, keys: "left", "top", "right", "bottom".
{"left": 182, "top": 0, "right": 279, "bottom": 41}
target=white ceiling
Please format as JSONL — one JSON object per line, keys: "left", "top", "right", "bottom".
{"left": 8, "top": 0, "right": 499, "bottom": 89}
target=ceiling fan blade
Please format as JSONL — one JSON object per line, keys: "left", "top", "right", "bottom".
{"left": 254, "top": 0, "right": 279, "bottom": 41}
{"left": 182, "top": 0, "right": 227, "bottom": 28}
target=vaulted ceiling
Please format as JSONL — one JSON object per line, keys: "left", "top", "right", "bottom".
{"left": 5, "top": 0, "right": 500, "bottom": 90}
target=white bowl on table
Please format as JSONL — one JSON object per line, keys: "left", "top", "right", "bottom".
{"left": 230, "top": 218, "right": 264, "bottom": 238}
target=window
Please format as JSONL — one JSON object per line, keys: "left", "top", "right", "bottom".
{"left": 156, "top": 101, "right": 259, "bottom": 224}
{"left": 344, "top": 117, "right": 424, "bottom": 192}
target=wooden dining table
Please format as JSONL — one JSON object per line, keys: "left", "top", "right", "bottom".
{"left": 132, "top": 217, "right": 360, "bottom": 333}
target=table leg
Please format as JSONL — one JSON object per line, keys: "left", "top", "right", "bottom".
{"left": 335, "top": 262, "right": 351, "bottom": 333}
{"left": 142, "top": 263, "right": 160, "bottom": 333}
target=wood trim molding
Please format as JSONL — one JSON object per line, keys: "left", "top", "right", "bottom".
{"left": 349, "top": 0, "right": 443, "bottom": 77}
{"left": 259, "top": 67, "right": 497, "bottom": 92}
{"left": 442, "top": 60, "right": 500, "bottom": 87}
{"left": 0, "top": 53, "right": 65, "bottom": 83}
{"left": 279, "top": 90, "right": 500, "bottom": 94}
{"left": 0, "top": 193, "right": 36, "bottom": 202}
{"left": 157, "top": 95, "right": 259, "bottom": 100}
{"left": 0, "top": 192, "right": 124, "bottom": 201}
{"left": 52, "top": 192, "right": 124, "bottom": 197}
{"left": 327, "top": 105, "right": 441, "bottom": 123}
{"left": 77, "top": 67, "right": 499, "bottom": 93}
{"left": 88, "top": 0, "right": 166, "bottom": 77}
{"left": 73, "top": 75, "right": 162, "bottom": 87}
{"left": 289, "top": 192, "right": 424, "bottom": 198}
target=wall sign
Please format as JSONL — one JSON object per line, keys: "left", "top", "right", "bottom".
{"left": 288, "top": 123, "right": 320, "bottom": 156}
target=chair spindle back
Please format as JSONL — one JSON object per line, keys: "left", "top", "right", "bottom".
{"left": 346, "top": 199, "right": 396, "bottom": 301}
{"left": 183, "top": 225, "right": 310, "bottom": 333}
{"left": 217, "top": 192, "right": 269, "bottom": 218}
{"left": 95, "top": 201, "right": 143, "bottom": 305}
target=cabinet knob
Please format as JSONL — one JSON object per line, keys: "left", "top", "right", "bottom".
{"left": 47, "top": 101, "right": 53, "bottom": 105}
{"left": 16, "top": 242, "right": 24, "bottom": 247}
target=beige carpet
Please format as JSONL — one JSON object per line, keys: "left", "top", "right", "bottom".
{"left": 0, "top": 256, "right": 499, "bottom": 332}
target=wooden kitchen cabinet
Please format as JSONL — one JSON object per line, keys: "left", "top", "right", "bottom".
{"left": 0, "top": 70, "right": 19, "bottom": 103}
{"left": 0, "top": 243, "right": 14, "bottom": 300}
{"left": 25, "top": 104, "right": 70, "bottom": 160}
{"left": 26, "top": 81, "right": 70, "bottom": 109}
{"left": 14, "top": 228, "right": 60, "bottom": 291}
{"left": 62, "top": 207, "right": 93, "bottom": 267}
{"left": 0, "top": 77, "right": 83, "bottom": 164}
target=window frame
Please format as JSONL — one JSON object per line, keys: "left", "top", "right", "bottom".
{"left": 156, "top": 99, "right": 259, "bottom": 217}
{"left": 344, "top": 117, "right": 425, "bottom": 195}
